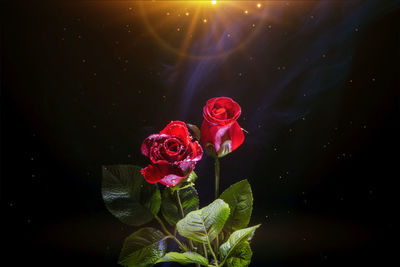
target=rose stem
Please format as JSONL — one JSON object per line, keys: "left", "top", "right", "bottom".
{"left": 176, "top": 190, "right": 199, "bottom": 266}
{"left": 176, "top": 190, "right": 185, "bottom": 218}
{"left": 207, "top": 237, "right": 219, "bottom": 267}
{"left": 154, "top": 214, "right": 187, "bottom": 252}
{"left": 214, "top": 157, "right": 220, "bottom": 199}
{"left": 214, "top": 157, "right": 220, "bottom": 258}
{"left": 203, "top": 243, "right": 208, "bottom": 259}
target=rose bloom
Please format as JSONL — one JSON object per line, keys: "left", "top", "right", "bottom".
{"left": 141, "top": 121, "right": 203, "bottom": 187}
{"left": 201, "top": 97, "right": 245, "bottom": 157}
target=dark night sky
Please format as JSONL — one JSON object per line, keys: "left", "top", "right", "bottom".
{"left": 1, "top": 1, "right": 399, "bottom": 266}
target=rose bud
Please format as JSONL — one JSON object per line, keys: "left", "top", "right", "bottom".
{"left": 201, "top": 97, "right": 245, "bottom": 158}
{"left": 141, "top": 121, "right": 203, "bottom": 187}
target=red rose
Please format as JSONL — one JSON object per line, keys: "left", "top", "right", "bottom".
{"left": 201, "top": 97, "right": 245, "bottom": 157}
{"left": 141, "top": 121, "right": 203, "bottom": 187}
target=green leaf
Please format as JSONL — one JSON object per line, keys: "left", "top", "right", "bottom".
{"left": 219, "top": 179, "right": 253, "bottom": 231}
{"left": 176, "top": 199, "right": 230, "bottom": 244}
{"left": 156, "top": 252, "right": 209, "bottom": 266}
{"left": 186, "top": 171, "right": 198, "bottom": 184}
{"left": 225, "top": 241, "right": 252, "bottom": 267}
{"left": 170, "top": 171, "right": 198, "bottom": 192}
{"left": 118, "top": 227, "right": 167, "bottom": 267}
{"left": 161, "top": 186, "right": 199, "bottom": 226}
{"left": 102, "top": 165, "right": 161, "bottom": 226}
{"left": 219, "top": 225, "right": 260, "bottom": 261}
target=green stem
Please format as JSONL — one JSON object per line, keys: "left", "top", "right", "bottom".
{"left": 203, "top": 243, "right": 208, "bottom": 259}
{"left": 154, "top": 215, "right": 187, "bottom": 252}
{"left": 176, "top": 191, "right": 199, "bottom": 267}
{"left": 209, "top": 158, "right": 222, "bottom": 266}
{"left": 214, "top": 157, "right": 220, "bottom": 258}
{"left": 176, "top": 190, "right": 185, "bottom": 218}
{"left": 207, "top": 238, "right": 219, "bottom": 267}
{"left": 214, "top": 157, "right": 220, "bottom": 199}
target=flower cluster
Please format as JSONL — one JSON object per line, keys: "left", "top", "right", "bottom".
{"left": 141, "top": 97, "right": 245, "bottom": 186}
{"left": 102, "top": 97, "right": 259, "bottom": 267}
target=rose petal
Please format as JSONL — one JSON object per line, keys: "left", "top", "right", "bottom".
{"left": 188, "top": 141, "right": 203, "bottom": 162}
{"left": 177, "top": 160, "right": 196, "bottom": 174}
{"left": 141, "top": 162, "right": 187, "bottom": 186}
{"left": 159, "top": 173, "right": 188, "bottom": 187}
{"left": 203, "top": 97, "right": 241, "bottom": 126}
{"left": 201, "top": 120, "right": 244, "bottom": 156}
{"left": 141, "top": 164, "right": 162, "bottom": 183}
{"left": 160, "top": 121, "right": 191, "bottom": 145}
{"left": 141, "top": 134, "right": 167, "bottom": 157}
{"left": 161, "top": 137, "right": 183, "bottom": 161}
{"left": 228, "top": 121, "right": 245, "bottom": 152}
{"left": 212, "top": 107, "right": 228, "bottom": 120}
{"left": 201, "top": 120, "right": 230, "bottom": 153}
{"left": 176, "top": 145, "right": 190, "bottom": 161}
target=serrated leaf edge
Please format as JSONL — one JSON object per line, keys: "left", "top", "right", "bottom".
{"left": 219, "top": 224, "right": 261, "bottom": 262}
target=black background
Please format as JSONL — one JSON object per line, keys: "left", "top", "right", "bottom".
{"left": 1, "top": 1, "right": 399, "bottom": 266}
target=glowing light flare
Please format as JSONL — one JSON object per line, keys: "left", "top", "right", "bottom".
{"left": 136, "top": 1, "right": 270, "bottom": 59}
